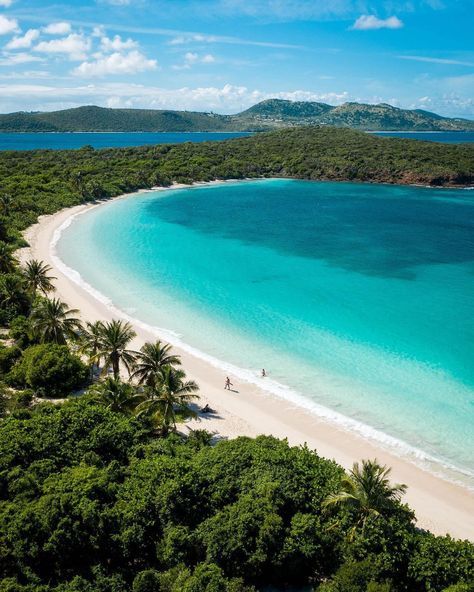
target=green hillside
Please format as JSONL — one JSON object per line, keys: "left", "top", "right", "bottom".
{"left": 1, "top": 99, "right": 473, "bottom": 132}
{"left": 0, "top": 105, "right": 233, "bottom": 133}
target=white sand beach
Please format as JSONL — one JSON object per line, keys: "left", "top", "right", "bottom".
{"left": 19, "top": 187, "right": 474, "bottom": 541}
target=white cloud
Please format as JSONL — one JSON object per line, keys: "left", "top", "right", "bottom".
{"left": 172, "top": 52, "right": 216, "bottom": 70}
{"left": 0, "top": 69, "right": 51, "bottom": 79}
{"left": 0, "top": 15, "right": 19, "bottom": 35}
{"left": 0, "top": 52, "right": 45, "bottom": 65}
{"left": 0, "top": 0, "right": 13, "bottom": 7}
{"left": 34, "top": 33, "right": 91, "bottom": 60}
{"left": 5, "top": 29, "right": 40, "bottom": 50}
{"left": 73, "top": 50, "right": 157, "bottom": 77}
{"left": 42, "top": 22, "right": 71, "bottom": 35}
{"left": 0, "top": 82, "right": 350, "bottom": 113}
{"left": 92, "top": 26, "right": 106, "bottom": 37}
{"left": 351, "top": 15, "right": 403, "bottom": 30}
{"left": 100, "top": 0, "right": 132, "bottom": 4}
{"left": 184, "top": 51, "right": 198, "bottom": 64}
{"left": 398, "top": 55, "right": 474, "bottom": 67}
{"left": 169, "top": 33, "right": 218, "bottom": 45}
{"left": 100, "top": 34, "right": 138, "bottom": 52}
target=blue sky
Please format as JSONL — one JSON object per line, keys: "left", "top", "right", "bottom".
{"left": 0, "top": 0, "right": 472, "bottom": 118}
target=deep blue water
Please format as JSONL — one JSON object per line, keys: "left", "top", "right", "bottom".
{"left": 0, "top": 130, "right": 472, "bottom": 150}
{"left": 371, "top": 131, "right": 474, "bottom": 143}
{"left": 0, "top": 131, "right": 252, "bottom": 151}
{"left": 58, "top": 179, "right": 474, "bottom": 485}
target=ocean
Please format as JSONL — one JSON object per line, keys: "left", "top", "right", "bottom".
{"left": 370, "top": 131, "right": 474, "bottom": 143}
{"left": 0, "top": 130, "right": 473, "bottom": 150}
{"left": 57, "top": 179, "right": 474, "bottom": 486}
{"left": 0, "top": 131, "right": 252, "bottom": 151}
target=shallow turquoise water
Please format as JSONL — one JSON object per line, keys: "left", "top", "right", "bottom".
{"left": 58, "top": 179, "right": 474, "bottom": 482}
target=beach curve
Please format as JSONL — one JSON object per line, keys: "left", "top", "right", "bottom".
{"left": 19, "top": 184, "right": 474, "bottom": 541}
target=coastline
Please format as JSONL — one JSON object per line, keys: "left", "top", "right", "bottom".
{"left": 19, "top": 182, "right": 474, "bottom": 541}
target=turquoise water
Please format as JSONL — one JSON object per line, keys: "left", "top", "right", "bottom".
{"left": 57, "top": 179, "right": 474, "bottom": 483}
{"left": 0, "top": 131, "right": 252, "bottom": 151}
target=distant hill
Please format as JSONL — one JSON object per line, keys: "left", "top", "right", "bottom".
{"left": 236, "top": 100, "right": 474, "bottom": 131}
{"left": 1, "top": 99, "right": 473, "bottom": 133}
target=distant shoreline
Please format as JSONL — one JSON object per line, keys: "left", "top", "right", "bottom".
{"left": 1, "top": 129, "right": 472, "bottom": 134}
{"left": 0, "top": 130, "right": 255, "bottom": 135}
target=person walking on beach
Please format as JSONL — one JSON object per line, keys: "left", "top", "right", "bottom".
{"left": 224, "top": 376, "right": 233, "bottom": 390}
{"left": 261, "top": 368, "right": 266, "bottom": 377}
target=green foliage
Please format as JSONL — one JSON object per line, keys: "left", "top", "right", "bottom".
{"left": 135, "top": 366, "right": 199, "bottom": 434}
{"left": 0, "top": 401, "right": 472, "bottom": 591}
{"left": 132, "top": 570, "right": 161, "bottom": 592}
{"left": 323, "top": 459, "right": 407, "bottom": 536}
{"left": 7, "top": 343, "right": 88, "bottom": 396}
{"left": 30, "top": 298, "right": 82, "bottom": 345}
{"left": 22, "top": 259, "right": 56, "bottom": 297}
{"left": 0, "top": 344, "right": 21, "bottom": 374}
{"left": 8, "top": 315, "right": 35, "bottom": 349}
{"left": 407, "top": 534, "right": 474, "bottom": 591}
{"left": 0, "top": 381, "right": 8, "bottom": 417}
{"left": 87, "top": 377, "right": 143, "bottom": 414}
{"left": 92, "top": 319, "right": 136, "bottom": 379}
{"left": 441, "top": 584, "right": 474, "bottom": 592}
{"left": 0, "top": 273, "right": 31, "bottom": 324}
{"left": 316, "top": 557, "right": 391, "bottom": 592}
{"left": 8, "top": 388, "right": 34, "bottom": 411}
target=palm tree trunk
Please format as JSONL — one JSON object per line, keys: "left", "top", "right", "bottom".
{"left": 112, "top": 354, "right": 120, "bottom": 380}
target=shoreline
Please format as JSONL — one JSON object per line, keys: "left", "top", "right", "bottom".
{"left": 19, "top": 182, "right": 474, "bottom": 540}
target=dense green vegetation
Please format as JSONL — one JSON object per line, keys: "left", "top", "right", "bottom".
{"left": 0, "top": 398, "right": 473, "bottom": 591}
{"left": 1, "top": 99, "right": 473, "bottom": 132}
{"left": 0, "top": 126, "right": 473, "bottom": 590}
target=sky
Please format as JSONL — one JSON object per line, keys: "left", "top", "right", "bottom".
{"left": 0, "top": 0, "right": 473, "bottom": 118}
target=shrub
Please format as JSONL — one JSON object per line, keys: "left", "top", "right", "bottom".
{"left": 0, "top": 344, "right": 21, "bottom": 374}
{"left": 0, "top": 273, "right": 31, "bottom": 324}
{"left": 8, "top": 389, "right": 34, "bottom": 411}
{"left": 132, "top": 570, "right": 161, "bottom": 592}
{"left": 8, "top": 343, "right": 88, "bottom": 397}
{"left": 9, "top": 315, "right": 35, "bottom": 349}
{"left": 317, "top": 558, "right": 391, "bottom": 592}
{"left": 408, "top": 534, "right": 474, "bottom": 591}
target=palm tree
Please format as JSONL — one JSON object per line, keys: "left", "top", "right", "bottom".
{"left": 78, "top": 320, "right": 104, "bottom": 377}
{"left": 323, "top": 459, "right": 407, "bottom": 535}
{"left": 95, "top": 319, "right": 136, "bottom": 380}
{"left": 0, "top": 241, "right": 17, "bottom": 274}
{"left": 0, "top": 193, "right": 12, "bottom": 216}
{"left": 136, "top": 366, "right": 199, "bottom": 435}
{"left": 88, "top": 377, "right": 143, "bottom": 414}
{"left": 30, "top": 297, "right": 82, "bottom": 344}
{"left": 23, "top": 259, "right": 56, "bottom": 297}
{"left": 130, "top": 340, "right": 181, "bottom": 387}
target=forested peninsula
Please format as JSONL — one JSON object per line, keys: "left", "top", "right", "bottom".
{"left": 0, "top": 126, "right": 474, "bottom": 592}
{"left": 1, "top": 126, "right": 473, "bottom": 241}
